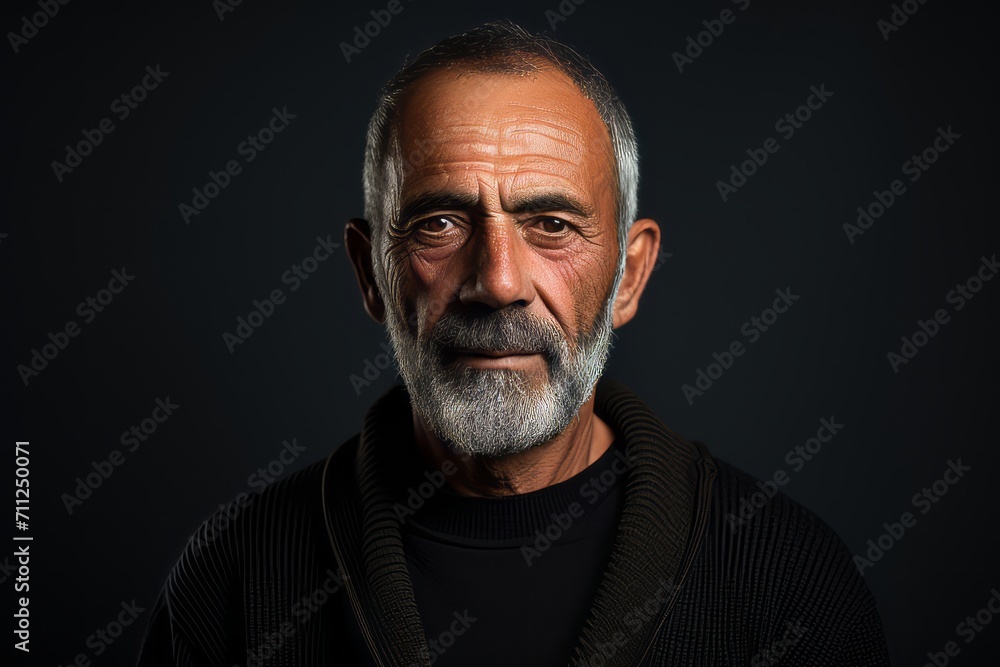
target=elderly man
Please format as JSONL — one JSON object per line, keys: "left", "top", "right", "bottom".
{"left": 138, "top": 22, "right": 888, "bottom": 666}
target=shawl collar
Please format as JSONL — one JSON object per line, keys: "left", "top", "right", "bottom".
{"left": 321, "top": 377, "right": 718, "bottom": 666}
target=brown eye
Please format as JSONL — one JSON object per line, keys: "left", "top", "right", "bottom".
{"left": 420, "top": 217, "right": 456, "bottom": 233}
{"left": 536, "top": 217, "right": 569, "bottom": 234}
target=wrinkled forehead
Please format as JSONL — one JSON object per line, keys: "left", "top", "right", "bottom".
{"left": 389, "top": 64, "right": 617, "bottom": 202}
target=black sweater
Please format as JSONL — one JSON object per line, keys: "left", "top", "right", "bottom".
{"left": 137, "top": 379, "right": 889, "bottom": 666}
{"left": 400, "top": 438, "right": 627, "bottom": 666}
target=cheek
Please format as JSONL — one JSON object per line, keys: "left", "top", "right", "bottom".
{"left": 535, "top": 248, "right": 616, "bottom": 335}
{"left": 386, "top": 247, "right": 464, "bottom": 337}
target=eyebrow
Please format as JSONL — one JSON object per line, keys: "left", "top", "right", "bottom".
{"left": 398, "top": 192, "right": 480, "bottom": 227}
{"left": 397, "top": 191, "right": 595, "bottom": 227}
{"left": 507, "top": 193, "right": 595, "bottom": 219}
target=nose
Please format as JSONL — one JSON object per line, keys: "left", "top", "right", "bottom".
{"left": 459, "top": 221, "right": 535, "bottom": 310}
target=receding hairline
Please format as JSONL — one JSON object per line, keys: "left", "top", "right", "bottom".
{"left": 384, "top": 54, "right": 616, "bottom": 153}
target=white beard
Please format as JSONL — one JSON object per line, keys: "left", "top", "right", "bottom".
{"left": 381, "top": 287, "right": 617, "bottom": 458}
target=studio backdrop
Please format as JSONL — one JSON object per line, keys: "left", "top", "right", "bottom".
{"left": 3, "top": 0, "right": 998, "bottom": 664}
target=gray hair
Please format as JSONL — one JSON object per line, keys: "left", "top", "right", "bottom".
{"left": 362, "top": 20, "right": 640, "bottom": 304}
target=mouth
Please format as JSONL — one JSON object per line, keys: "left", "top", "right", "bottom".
{"left": 444, "top": 347, "right": 546, "bottom": 368}
{"left": 451, "top": 348, "right": 541, "bottom": 358}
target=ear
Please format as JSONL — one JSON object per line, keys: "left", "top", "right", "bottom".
{"left": 612, "top": 218, "right": 660, "bottom": 329}
{"left": 344, "top": 218, "right": 386, "bottom": 324}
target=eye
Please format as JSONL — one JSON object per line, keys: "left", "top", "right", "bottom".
{"left": 418, "top": 216, "right": 456, "bottom": 234}
{"left": 533, "top": 217, "right": 571, "bottom": 234}
{"left": 412, "top": 216, "right": 467, "bottom": 247}
{"left": 418, "top": 216, "right": 455, "bottom": 233}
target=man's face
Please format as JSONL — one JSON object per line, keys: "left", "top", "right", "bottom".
{"left": 377, "top": 65, "right": 621, "bottom": 457}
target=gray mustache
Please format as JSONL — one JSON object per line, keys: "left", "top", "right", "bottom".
{"left": 430, "top": 309, "right": 564, "bottom": 357}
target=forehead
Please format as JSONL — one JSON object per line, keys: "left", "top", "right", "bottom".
{"left": 391, "top": 64, "right": 616, "bottom": 204}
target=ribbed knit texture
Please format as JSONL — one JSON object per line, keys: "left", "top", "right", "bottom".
{"left": 136, "top": 379, "right": 889, "bottom": 666}
{"left": 647, "top": 460, "right": 888, "bottom": 665}
{"left": 398, "top": 439, "right": 626, "bottom": 544}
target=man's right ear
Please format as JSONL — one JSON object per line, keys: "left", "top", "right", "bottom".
{"left": 344, "top": 218, "right": 386, "bottom": 324}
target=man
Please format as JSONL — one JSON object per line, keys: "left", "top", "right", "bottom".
{"left": 138, "top": 22, "right": 889, "bottom": 666}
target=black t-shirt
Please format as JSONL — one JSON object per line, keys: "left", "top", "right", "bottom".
{"left": 398, "top": 440, "right": 627, "bottom": 666}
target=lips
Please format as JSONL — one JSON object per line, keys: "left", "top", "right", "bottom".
{"left": 451, "top": 348, "right": 541, "bottom": 358}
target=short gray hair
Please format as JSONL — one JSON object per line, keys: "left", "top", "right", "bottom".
{"left": 362, "top": 20, "right": 640, "bottom": 301}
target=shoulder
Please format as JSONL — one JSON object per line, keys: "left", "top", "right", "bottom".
{"left": 185, "top": 434, "right": 360, "bottom": 566}
{"left": 139, "top": 437, "right": 362, "bottom": 663}
{"left": 709, "top": 456, "right": 845, "bottom": 540}
{"left": 692, "top": 455, "right": 888, "bottom": 662}
{"left": 704, "top": 456, "right": 861, "bottom": 585}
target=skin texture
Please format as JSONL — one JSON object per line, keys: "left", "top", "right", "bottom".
{"left": 346, "top": 64, "right": 660, "bottom": 496}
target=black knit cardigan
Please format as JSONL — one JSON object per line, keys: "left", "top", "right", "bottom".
{"left": 137, "top": 378, "right": 889, "bottom": 666}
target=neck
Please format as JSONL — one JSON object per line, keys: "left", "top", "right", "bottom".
{"left": 411, "top": 392, "right": 616, "bottom": 497}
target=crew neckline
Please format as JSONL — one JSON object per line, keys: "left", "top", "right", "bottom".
{"left": 396, "top": 439, "right": 628, "bottom": 545}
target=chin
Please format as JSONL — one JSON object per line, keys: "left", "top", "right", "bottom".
{"left": 417, "top": 384, "right": 575, "bottom": 459}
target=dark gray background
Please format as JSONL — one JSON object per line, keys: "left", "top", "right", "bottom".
{"left": 3, "top": 0, "right": 998, "bottom": 664}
